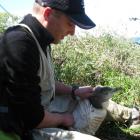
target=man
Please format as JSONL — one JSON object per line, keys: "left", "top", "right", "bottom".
{"left": 0, "top": 0, "right": 139, "bottom": 140}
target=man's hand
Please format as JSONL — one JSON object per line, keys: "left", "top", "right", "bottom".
{"left": 61, "top": 113, "right": 75, "bottom": 127}
{"left": 37, "top": 111, "right": 74, "bottom": 129}
{"left": 74, "top": 86, "right": 93, "bottom": 99}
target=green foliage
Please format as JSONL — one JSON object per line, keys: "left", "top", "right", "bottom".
{"left": 96, "top": 121, "right": 139, "bottom": 140}
{"left": 0, "top": 12, "right": 19, "bottom": 33}
{"left": 52, "top": 33, "right": 140, "bottom": 107}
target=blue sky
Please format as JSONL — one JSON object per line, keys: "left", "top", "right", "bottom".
{"left": 0, "top": 0, "right": 34, "bottom": 15}
{"left": 0, "top": 0, "right": 140, "bottom": 38}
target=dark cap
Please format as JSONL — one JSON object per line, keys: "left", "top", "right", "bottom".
{"left": 35, "top": 0, "right": 96, "bottom": 29}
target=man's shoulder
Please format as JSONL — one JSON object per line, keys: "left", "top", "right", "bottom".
{"left": 1, "top": 25, "right": 40, "bottom": 63}
{"left": 4, "top": 25, "right": 38, "bottom": 52}
{"left": 5, "top": 25, "right": 31, "bottom": 42}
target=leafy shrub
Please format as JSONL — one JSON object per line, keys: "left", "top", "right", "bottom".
{"left": 52, "top": 33, "right": 140, "bottom": 107}
{"left": 0, "top": 13, "right": 19, "bottom": 33}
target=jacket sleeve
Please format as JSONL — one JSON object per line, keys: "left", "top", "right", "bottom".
{"left": 3, "top": 28, "right": 44, "bottom": 129}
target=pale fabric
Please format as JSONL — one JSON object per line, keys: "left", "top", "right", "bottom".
{"left": 105, "top": 100, "right": 132, "bottom": 123}
{"left": 48, "top": 96, "right": 107, "bottom": 136}
{"left": 38, "top": 46, "right": 55, "bottom": 108}
{"left": 32, "top": 128, "right": 101, "bottom": 140}
{"left": 48, "top": 95, "right": 72, "bottom": 113}
{"left": 72, "top": 100, "right": 107, "bottom": 135}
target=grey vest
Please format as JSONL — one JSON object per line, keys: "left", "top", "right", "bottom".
{"left": 18, "top": 24, "right": 55, "bottom": 109}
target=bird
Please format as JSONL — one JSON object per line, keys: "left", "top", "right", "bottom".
{"left": 88, "top": 86, "right": 122, "bottom": 109}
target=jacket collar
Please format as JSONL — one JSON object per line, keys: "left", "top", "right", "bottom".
{"left": 20, "top": 14, "right": 54, "bottom": 49}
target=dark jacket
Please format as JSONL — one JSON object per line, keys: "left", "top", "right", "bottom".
{"left": 0, "top": 14, "right": 54, "bottom": 132}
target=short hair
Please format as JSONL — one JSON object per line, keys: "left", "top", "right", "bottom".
{"left": 52, "top": 9, "right": 65, "bottom": 18}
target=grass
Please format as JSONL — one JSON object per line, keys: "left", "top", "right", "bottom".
{"left": 52, "top": 33, "right": 140, "bottom": 106}
{"left": 52, "top": 33, "right": 140, "bottom": 139}
{"left": 96, "top": 121, "right": 140, "bottom": 140}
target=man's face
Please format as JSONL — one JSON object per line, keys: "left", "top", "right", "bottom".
{"left": 47, "top": 9, "right": 75, "bottom": 44}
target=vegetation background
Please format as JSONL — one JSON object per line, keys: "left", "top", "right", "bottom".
{"left": 52, "top": 34, "right": 140, "bottom": 107}
{"left": 0, "top": 13, "right": 140, "bottom": 140}
{"left": 52, "top": 34, "right": 140, "bottom": 140}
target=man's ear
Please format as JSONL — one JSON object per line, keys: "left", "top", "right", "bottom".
{"left": 43, "top": 7, "right": 53, "bottom": 20}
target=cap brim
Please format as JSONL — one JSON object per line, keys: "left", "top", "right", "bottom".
{"left": 69, "top": 14, "right": 96, "bottom": 29}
